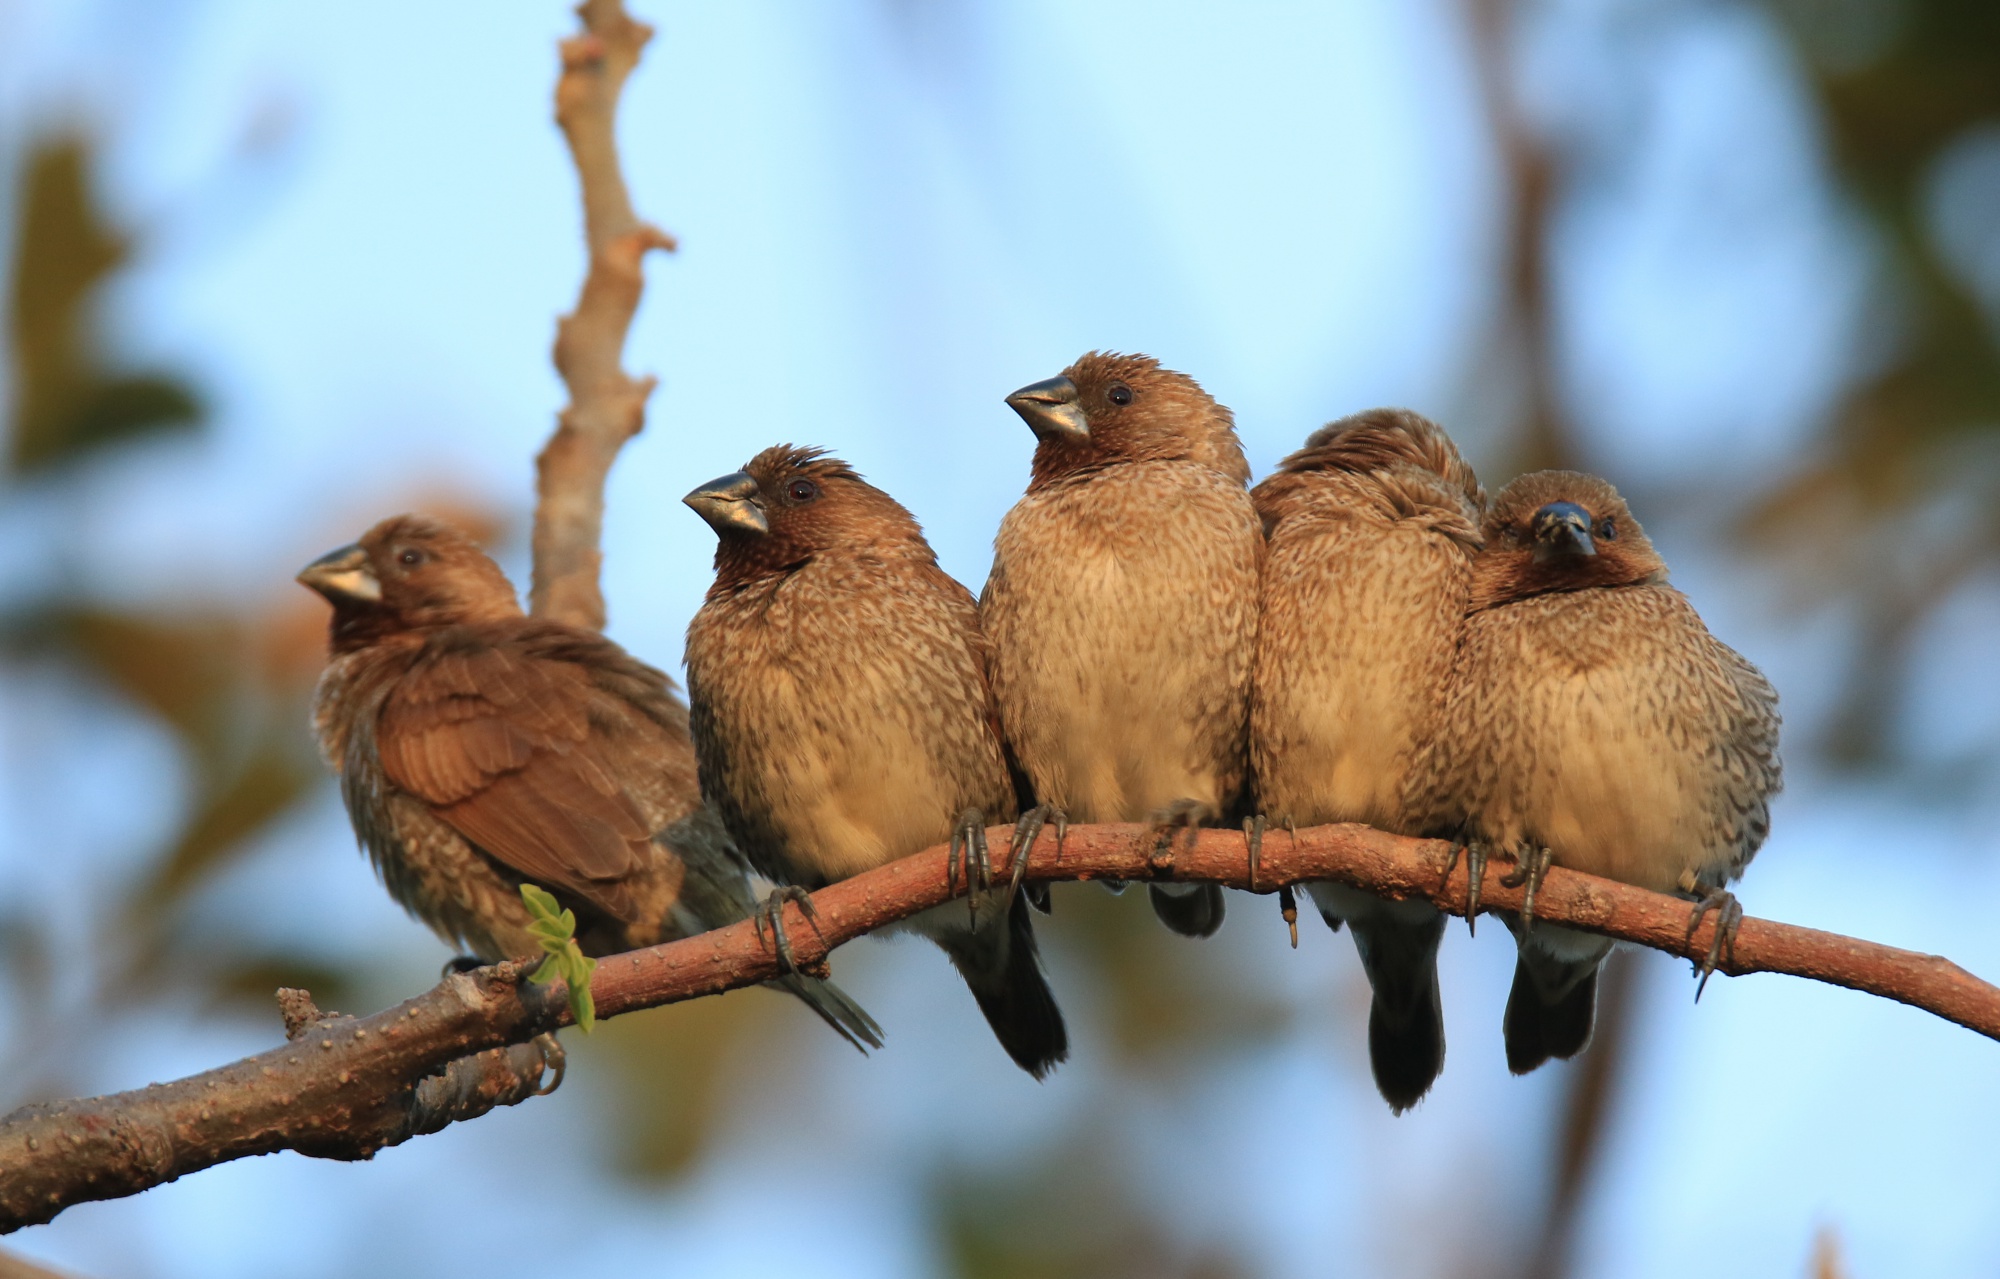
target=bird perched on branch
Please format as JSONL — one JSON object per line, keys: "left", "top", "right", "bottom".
{"left": 1414, "top": 471, "right": 1782, "bottom": 1074}
{"left": 1250, "top": 408, "right": 1485, "bottom": 1112}
{"left": 981, "top": 352, "right": 1262, "bottom": 939}
{"left": 298, "top": 515, "right": 882, "bottom": 1052}
{"left": 682, "top": 446, "right": 1069, "bottom": 1079}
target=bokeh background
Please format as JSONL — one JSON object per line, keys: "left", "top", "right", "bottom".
{"left": 3, "top": 1, "right": 1998, "bottom": 1276}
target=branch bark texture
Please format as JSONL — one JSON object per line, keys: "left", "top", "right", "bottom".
{"left": 531, "top": 0, "right": 675, "bottom": 630}
{"left": 5, "top": 822, "right": 1995, "bottom": 1232}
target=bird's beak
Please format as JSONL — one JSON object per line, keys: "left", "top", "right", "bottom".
{"left": 684, "top": 472, "right": 769, "bottom": 537}
{"left": 297, "top": 544, "right": 382, "bottom": 604}
{"left": 1005, "top": 375, "right": 1089, "bottom": 442}
{"left": 1530, "top": 501, "right": 1596, "bottom": 560}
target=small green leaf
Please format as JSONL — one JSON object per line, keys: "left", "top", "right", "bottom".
{"left": 518, "top": 882, "right": 596, "bottom": 1033}
{"left": 519, "top": 883, "right": 562, "bottom": 919}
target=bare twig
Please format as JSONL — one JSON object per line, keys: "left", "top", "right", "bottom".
{"left": 5, "top": 821, "right": 1995, "bottom": 1232}
{"left": 531, "top": 0, "right": 676, "bottom": 630}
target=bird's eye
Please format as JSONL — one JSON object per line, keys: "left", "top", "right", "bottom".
{"left": 1597, "top": 518, "right": 1617, "bottom": 540}
{"left": 398, "top": 548, "right": 424, "bottom": 568}
{"left": 1107, "top": 383, "right": 1133, "bottom": 407}
{"left": 788, "top": 478, "right": 820, "bottom": 503}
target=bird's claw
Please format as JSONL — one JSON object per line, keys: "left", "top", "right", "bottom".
{"left": 1008, "top": 803, "right": 1066, "bottom": 909}
{"left": 1500, "top": 845, "right": 1553, "bottom": 930}
{"left": 532, "top": 1032, "right": 567, "bottom": 1096}
{"left": 1455, "top": 841, "right": 1489, "bottom": 936}
{"left": 1684, "top": 888, "right": 1742, "bottom": 1000}
{"left": 1148, "top": 799, "right": 1211, "bottom": 868}
{"left": 1243, "top": 814, "right": 1266, "bottom": 889}
{"left": 752, "top": 885, "right": 822, "bottom": 975}
{"left": 441, "top": 954, "right": 485, "bottom": 978}
{"left": 949, "top": 808, "right": 995, "bottom": 924}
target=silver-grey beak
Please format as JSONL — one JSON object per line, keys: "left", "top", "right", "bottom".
{"left": 684, "top": 472, "right": 769, "bottom": 537}
{"left": 297, "top": 543, "right": 382, "bottom": 604}
{"left": 1005, "top": 375, "right": 1089, "bottom": 442}
{"left": 1531, "top": 501, "right": 1596, "bottom": 561}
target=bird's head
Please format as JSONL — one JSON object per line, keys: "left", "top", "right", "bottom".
{"left": 1258, "top": 407, "right": 1486, "bottom": 543}
{"left": 684, "top": 445, "right": 929, "bottom": 591}
{"left": 297, "top": 515, "right": 521, "bottom": 652}
{"left": 1007, "top": 351, "right": 1249, "bottom": 489}
{"left": 1473, "top": 470, "right": 1665, "bottom": 609}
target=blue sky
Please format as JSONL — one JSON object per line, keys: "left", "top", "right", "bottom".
{"left": 3, "top": 1, "right": 1997, "bottom": 1276}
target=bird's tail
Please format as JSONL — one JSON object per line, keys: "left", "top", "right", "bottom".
{"left": 1501, "top": 923, "right": 1609, "bottom": 1074}
{"left": 1349, "top": 911, "right": 1448, "bottom": 1113}
{"left": 1148, "top": 882, "right": 1227, "bottom": 937}
{"left": 935, "top": 893, "right": 1070, "bottom": 1079}
{"left": 767, "top": 972, "right": 885, "bottom": 1053}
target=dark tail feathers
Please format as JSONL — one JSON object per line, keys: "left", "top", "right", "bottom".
{"left": 940, "top": 894, "right": 1069, "bottom": 1079}
{"left": 769, "top": 972, "right": 884, "bottom": 1053}
{"left": 1148, "top": 882, "right": 1226, "bottom": 938}
{"left": 1502, "top": 956, "right": 1599, "bottom": 1075}
{"left": 1350, "top": 913, "right": 1447, "bottom": 1113}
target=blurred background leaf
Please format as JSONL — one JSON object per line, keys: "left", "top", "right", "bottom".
{"left": 8, "top": 135, "right": 201, "bottom": 477}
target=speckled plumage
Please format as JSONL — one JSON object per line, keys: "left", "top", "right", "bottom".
{"left": 303, "top": 515, "right": 881, "bottom": 1050}
{"left": 684, "top": 447, "right": 1067, "bottom": 1078}
{"left": 982, "top": 353, "right": 1262, "bottom": 936}
{"left": 1249, "top": 408, "right": 1484, "bottom": 1112}
{"left": 1413, "top": 471, "right": 1781, "bottom": 1072}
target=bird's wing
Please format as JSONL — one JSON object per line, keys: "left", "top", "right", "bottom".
{"left": 376, "top": 642, "right": 652, "bottom": 920}
{"left": 1706, "top": 632, "right": 1784, "bottom": 877}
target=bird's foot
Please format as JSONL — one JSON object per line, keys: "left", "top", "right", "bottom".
{"left": 1243, "top": 813, "right": 1266, "bottom": 889}
{"left": 751, "top": 886, "right": 822, "bottom": 975}
{"left": 1008, "top": 803, "right": 1067, "bottom": 909}
{"left": 532, "top": 1032, "right": 567, "bottom": 1096}
{"left": 1277, "top": 882, "right": 1299, "bottom": 949}
{"left": 1149, "top": 797, "right": 1214, "bottom": 856}
{"left": 441, "top": 955, "right": 485, "bottom": 978}
{"left": 1683, "top": 887, "right": 1742, "bottom": 1000}
{"left": 948, "top": 807, "right": 995, "bottom": 924}
{"left": 1438, "top": 840, "right": 1489, "bottom": 936}
{"left": 1500, "top": 845, "right": 1554, "bottom": 930}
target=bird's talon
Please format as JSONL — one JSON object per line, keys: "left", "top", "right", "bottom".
{"left": 1277, "top": 883, "right": 1299, "bottom": 949}
{"left": 531, "top": 1032, "right": 567, "bottom": 1096}
{"left": 757, "top": 886, "right": 821, "bottom": 975}
{"left": 1686, "top": 888, "right": 1743, "bottom": 1000}
{"left": 1243, "top": 814, "right": 1266, "bottom": 890}
{"left": 1464, "top": 841, "right": 1487, "bottom": 936}
{"left": 1501, "top": 845, "right": 1552, "bottom": 930}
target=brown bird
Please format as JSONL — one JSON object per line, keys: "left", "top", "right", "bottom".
{"left": 298, "top": 515, "right": 882, "bottom": 1051}
{"left": 1413, "top": 471, "right": 1781, "bottom": 1074}
{"left": 682, "top": 446, "right": 1068, "bottom": 1079}
{"left": 1250, "top": 408, "right": 1484, "bottom": 1112}
{"left": 981, "top": 352, "right": 1262, "bottom": 938}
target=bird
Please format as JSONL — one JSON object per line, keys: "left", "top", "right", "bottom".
{"left": 298, "top": 514, "right": 882, "bottom": 1052}
{"left": 681, "top": 445, "right": 1069, "bottom": 1079}
{"left": 1412, "top": 470, "right": 1782, "bottom": 1074}
{"left": 1249, "top": 408, "right": 1485, "bottom": 1112}
{"left": 980, "top": 352, "right": 1262, "bottom": 939}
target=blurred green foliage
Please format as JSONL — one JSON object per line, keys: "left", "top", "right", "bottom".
{"left": 7, "top": 135, "right": 200, "bottom": 476}
{"left": 2, "top": 132, "right": 326, "bottom": 1073}
{"left": 1756, "top": 0, "right": 2000, "bottom": 765}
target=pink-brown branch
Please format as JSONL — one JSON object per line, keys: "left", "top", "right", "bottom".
{"left": 531, "top": 0, "right": 676, "bottom": 630}
{"left": 5, "top": 821, "right": 1994, "bottom": 1232}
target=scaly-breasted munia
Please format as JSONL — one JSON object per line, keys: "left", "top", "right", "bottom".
{"left": 981, "top": 352, "right": 1262, "bottom": 938}
{"left": 1250, "top": 408, "right": 1485, "bottom": 1111}
{"left": 300, "top": 515, "right": 881, "bottom": 1050}
{"left": 1413, "top": 472, "right": 1781, "bottom": 1073}
{"left": 682, "top": 447, "right": 1069, "bottom": 1079}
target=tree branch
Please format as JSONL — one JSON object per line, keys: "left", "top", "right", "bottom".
{"left": 5, "top": 821, "right": 1995, "bottom": 1232}
{"left": 531, "top": 0, "right": 675, "bottom": 630}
